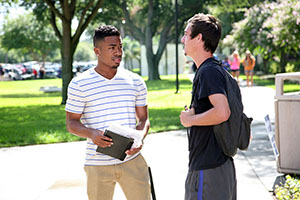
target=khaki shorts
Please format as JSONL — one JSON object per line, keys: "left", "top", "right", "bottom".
{"left": 84, "top": 154, "right": 151, "bottom": 200}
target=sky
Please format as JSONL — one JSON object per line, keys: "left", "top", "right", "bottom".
{"left": 0, "top": 3, "right": 28, "bottom": 29}
{"left": 0, "top": 3, "right": 88, "bottom": 40}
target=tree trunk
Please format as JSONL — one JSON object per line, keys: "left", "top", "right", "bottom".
{"left": 165, "top": 46, "right": 168, "bottom": 75}
{"left": 279, "top": 51, "right": 287, "bottom": 73}
{"left": 263, "top": 58, "right": 268, "bottom": 73}
{"left": 43, "top": 0, "right": 104, "bottom": 104}
{"left": 42, "top": 54, "right": 47, "bottom": 66}
{"left": 61, "top": 24, "right": 74, "bottom": 105}
{"left": 138, "top": 58, "right": 142, "bottom": 75}
{"left": 130, "top": 58, "right": 133, "bottom": 71}
{"left": 145, "top": 35, "right": 160, "bottom": 80}
{"left": 145, "top": 0, "right": 159, "bottom": 80}
{"left": 146, "top": 49, "right": 160, "bottom": 80}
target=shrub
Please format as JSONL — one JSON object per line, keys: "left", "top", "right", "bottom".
{"left": 275, "top": 175, "right": 300, "bottom": 200}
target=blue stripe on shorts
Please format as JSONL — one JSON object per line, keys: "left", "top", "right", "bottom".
{"left": 198, "top": 170, "right": 203, "bottom": 200}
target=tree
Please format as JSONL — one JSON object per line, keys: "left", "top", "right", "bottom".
{"left": 21, "top": 0, "right": 105, "bottom": 104}
{"left": 122, "top": 37, "right": 141, "bottom": 72}
{"left": 207, "top": 0, "right": 266, "bottom": 39}
{"left": 0, "top": 45, "right": 22, "bottom": 63}
{"left": 106, "top": 0, "right": 260, "bottom": 80}
{"left": 223, "top": 0, "right": 300, "bottom": 73}
{"left": 103, "top": 0, "right": 207, "bottom": 80}
{"left": 1, "top": 13, "right": 59, "bottom": 63}
{"left": 74, "top": 41, "right": 96, "bottom": 62}
{"left": 86, "top": 0, "right": 262, "bottom": 80}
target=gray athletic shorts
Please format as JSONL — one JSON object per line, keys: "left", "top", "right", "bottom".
{"left": 185, "top": 158, "right": 237, "bottom": 200}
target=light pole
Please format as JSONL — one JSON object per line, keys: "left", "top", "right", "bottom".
{"left": 175, "top": 0, "right": 179, "bottom": 94}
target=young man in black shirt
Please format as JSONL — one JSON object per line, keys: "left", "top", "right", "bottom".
{"left": 180, "top": 13, "right": 237, "bottom": 200}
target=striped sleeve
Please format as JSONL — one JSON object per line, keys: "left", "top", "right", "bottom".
{"left": 65, "top": 79, "right": 85, "bottom": 114}
{"left": 135, "top": 78, "right": 147, "bottom": 107}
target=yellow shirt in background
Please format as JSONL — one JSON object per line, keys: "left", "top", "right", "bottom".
{"left": 242, "top": 56, "right": 255, "bottom": 71}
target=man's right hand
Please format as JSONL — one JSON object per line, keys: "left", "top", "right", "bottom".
{"left": 66, "top": 111, "right": 114, "bottom": 148}
{"left": 90, "top": 129, "right": 113, "bottom": 148}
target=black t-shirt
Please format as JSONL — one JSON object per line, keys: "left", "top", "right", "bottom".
{"left": 188, "top": 57, "right": 229, "bottom": 170}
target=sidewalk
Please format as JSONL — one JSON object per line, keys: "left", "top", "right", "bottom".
{"left": 0, "top": 84, "right": 280, "bottom": 200}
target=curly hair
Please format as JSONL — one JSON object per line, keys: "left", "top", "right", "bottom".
{"left": 93, "top": 25, "right": 120, "bottom": 47}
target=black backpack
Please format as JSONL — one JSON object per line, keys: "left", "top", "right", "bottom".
{"left": 213, "top": 61, "right": 253, "bottom": 157}
{"left": 191, "top": 58, "right": 253, "bottom": 157}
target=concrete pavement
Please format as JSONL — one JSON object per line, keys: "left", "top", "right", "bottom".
{"left": 0, "top": 85, "right": 280, "bottom": 200}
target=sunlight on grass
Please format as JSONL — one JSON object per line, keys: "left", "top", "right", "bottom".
{"left": 250, "top": 75, "right": 300, "bottom": 93}
{"left": 146, "top": 74, "right": 192, "bottom": 132}
{"left": 0, "top": 79, "right": 62, "bottom": 106}
{"left": 0, "top": 76, "right": 193, "bottom": 146}
{"left": 2, "top": 74, "right": 297, "bottom": 146}
{"left": 148, "top": 89, "right": 192, "bottom": 133}
{"left": 36, "top": 131, "right": 83, "bottom": 144}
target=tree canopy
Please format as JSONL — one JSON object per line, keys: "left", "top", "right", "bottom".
{"left": 1, "top": 13, "right": 59, "bottom": 63}
{"left": 20, "top": 0, "right": 105, "bottom": 104}
{"left": 223, "top": 0, "right": 300, "bottom": 73}
{"left": 99, "top": 0, "right": 208, "bottom": 80}
{"left": 2, "top": 0, "right": 299, "bottom": 83}
{"left": 74, "top": 41, "right": 96, "bottom": 62}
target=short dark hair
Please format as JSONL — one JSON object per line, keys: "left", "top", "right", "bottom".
{"left": 188, "top": 13, "right": 221, "bottom": 53}
{"left": 93, "top": 25, "right": 120, "bottom": 47}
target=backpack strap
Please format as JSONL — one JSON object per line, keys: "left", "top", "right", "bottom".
{"left": 190, "top": 58, "right": 223, "bottom": 108}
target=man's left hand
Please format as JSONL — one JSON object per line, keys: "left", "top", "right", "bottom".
{"left": 125, "top": 144, "right": 143, "bottom": 155}
{"left": 180, "top": 107, "right": 195, "bottom": 127}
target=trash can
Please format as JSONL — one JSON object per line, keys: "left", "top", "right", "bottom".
{"left": 274, "top": 72, "right": 300, "bottom": 174}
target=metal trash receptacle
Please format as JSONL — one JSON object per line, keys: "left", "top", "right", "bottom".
{"left": 274, "top": 72, "right": 300, "bottom": 174}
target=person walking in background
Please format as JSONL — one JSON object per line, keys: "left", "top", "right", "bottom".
{"left": 65, "top": 25, "right": 151, "bottom": 200}
{"left": 0, "top": 64, "right": 4, "bottom": 81}
{"left": 33, "top": 68, "right": 38, "bottom": 79}
{"left": 229, "top": 50, "right": 240, "bottom": 84}
{"left": 39, "top": 66, "right": 45, "bottom": 79}
{"left": 180, "top": 13, "right": 236, "bottom": 200}
{"left": 222, "top": 56, "right": 230, "bottom": 71}
{"left": 242, "top": 50, "right": 256, "bottom": 87}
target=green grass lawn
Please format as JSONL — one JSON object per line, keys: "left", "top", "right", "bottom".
{"left": 147, "top": 75, "right": 192, "bottom": 132}
{"left": 1, "top": 74, "right": 299, "bottom": 147}
{"left": 241, "top": 75, "right": 300, "bottom": 93}
{"left": 0, "top": 79, "right": 81, "bottom": 147}
{"left": 0, "top": 75, "right": 192, "bottom": 147}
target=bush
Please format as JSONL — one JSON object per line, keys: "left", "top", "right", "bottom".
{"left": 275, "top": 175, "right": 300, "bottom": 200}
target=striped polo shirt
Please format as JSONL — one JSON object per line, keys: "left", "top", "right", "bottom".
{"left": 65, "top": 67, "right": 147, "bottom": 166}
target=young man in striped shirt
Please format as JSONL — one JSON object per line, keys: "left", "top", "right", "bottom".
{"left": 65, "top": 25, "right": 151, "bottom": 200}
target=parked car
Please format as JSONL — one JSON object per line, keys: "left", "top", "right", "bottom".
{"left": 44, "top": 62, "right": 61, "bottom": 78}
{"left": 73, "top": 60, "right": 96, "bottom": 76}
{"left": 23, "top": 61, "right": 40, "bottom": 79}
{"left": 4, "top": 66, "right": 23, "bottom": 80}
{"left": 20, "top": 64, "right": 36, "bottom": 79}
{"left": 3, "top": 64, "right": 35, "bottom": 80}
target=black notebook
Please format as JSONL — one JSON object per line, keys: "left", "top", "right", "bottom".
{"left": 96, "top": 130, "right": 134, "bottom": 161}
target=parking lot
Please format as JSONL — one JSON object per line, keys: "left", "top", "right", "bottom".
{"left": 0, "top": 60, "right": 97, "bottom": 81}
